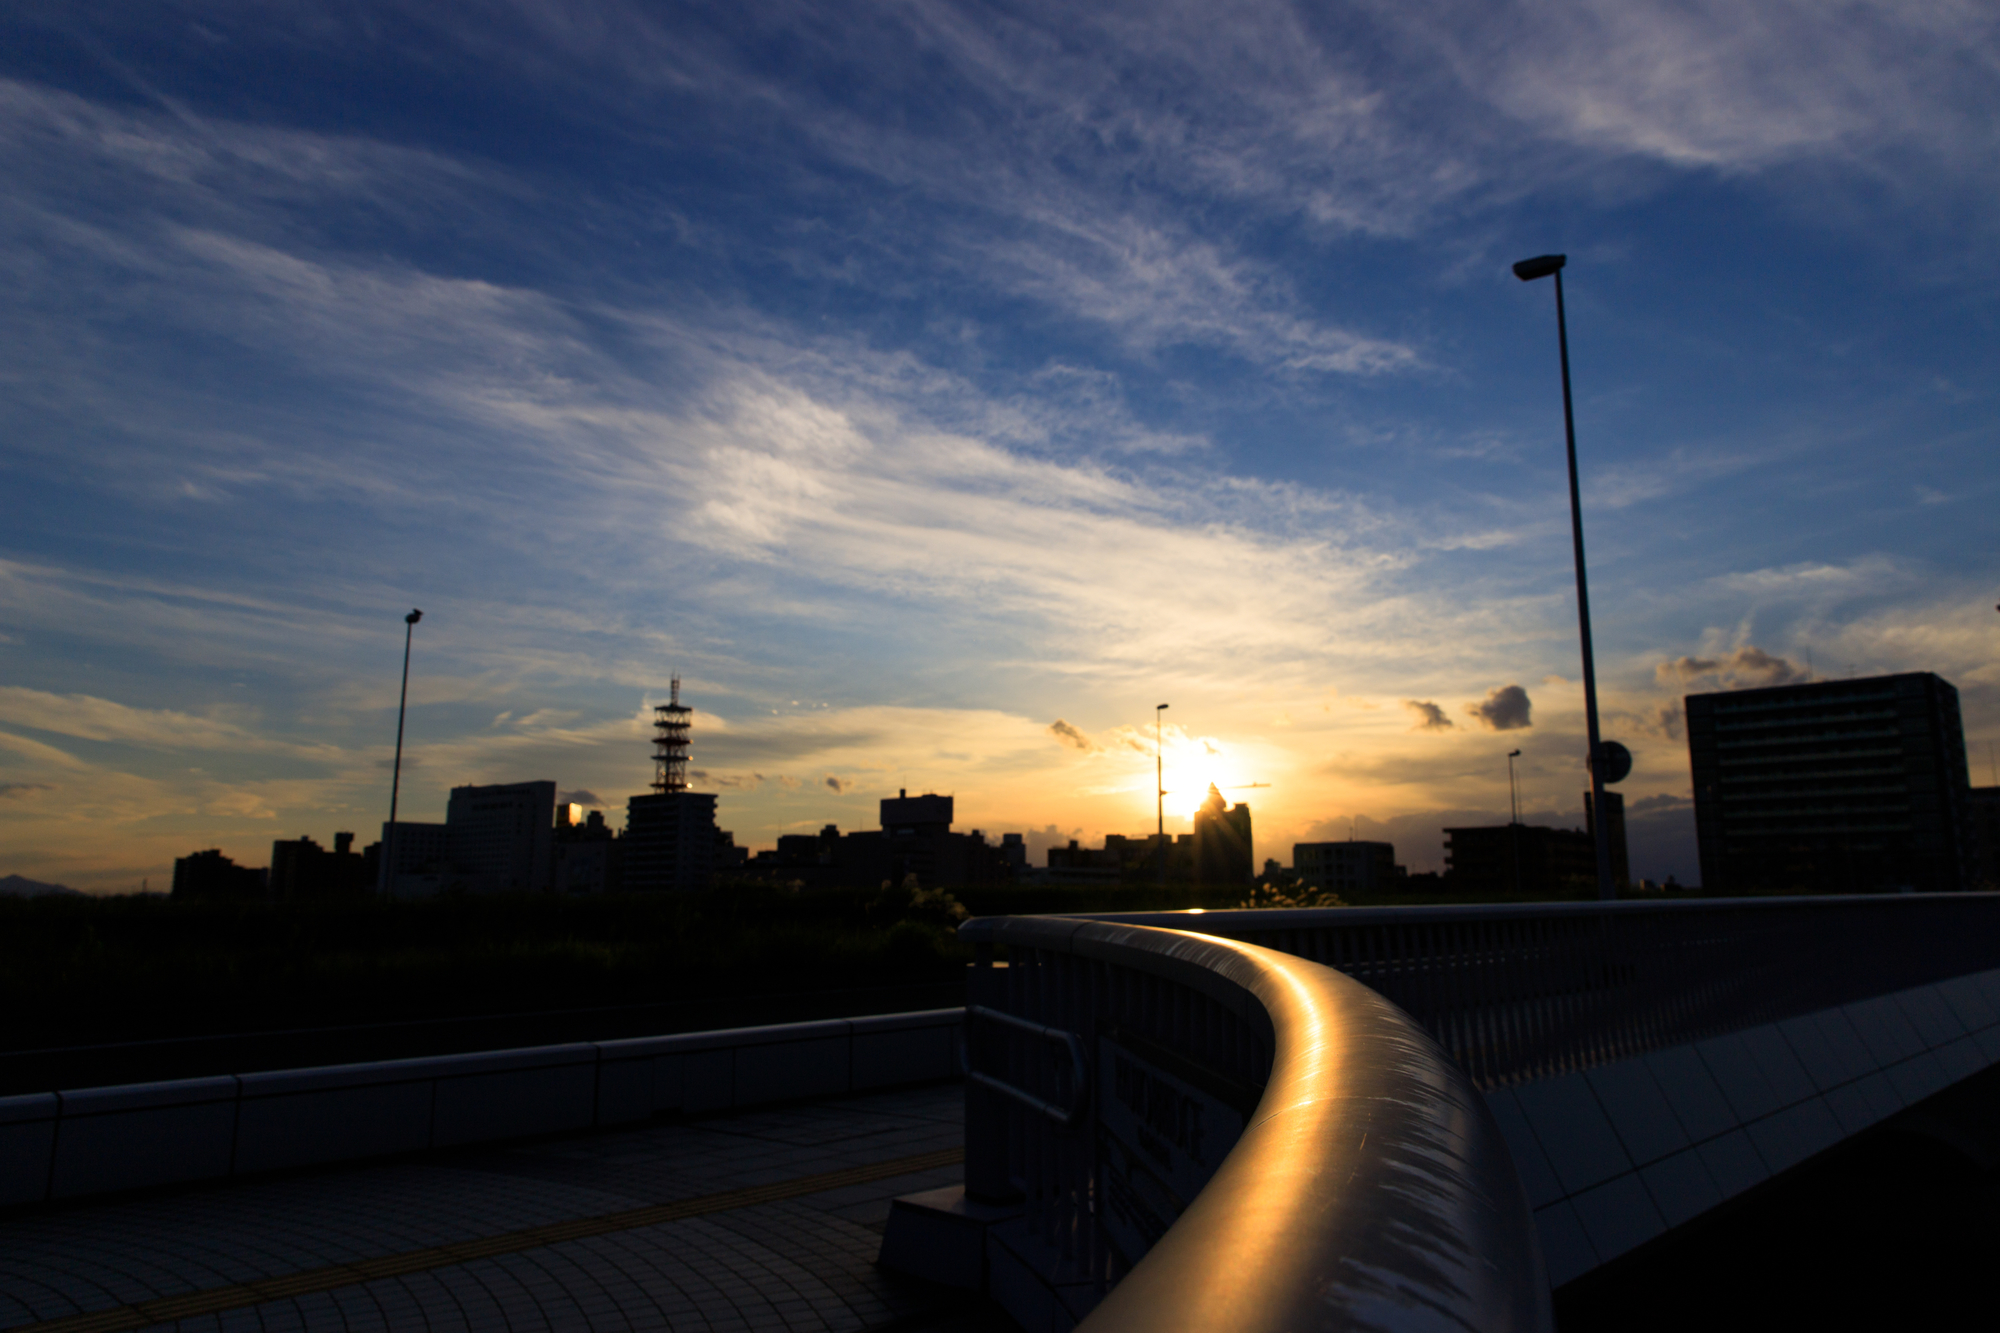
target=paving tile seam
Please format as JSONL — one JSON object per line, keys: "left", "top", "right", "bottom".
{"left": 5, "top": 1147, "right": 964, "bottom": 1333}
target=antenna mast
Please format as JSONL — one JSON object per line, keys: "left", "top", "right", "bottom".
{"left": 652, "top": 676, "right": 691, "bottom": 793}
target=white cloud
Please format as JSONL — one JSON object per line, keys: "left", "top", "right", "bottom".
{"left": 2, "top": 20, "right": 1994, "bottom": 891}
{"left": 1712, "top": 555, "right": 1917, "bottom": 601}
{"left": 1372, "top": 0, "right": 2000, "bottom": 172}
{"left": 0, "top": 686, "right": 330, "bottom": 757}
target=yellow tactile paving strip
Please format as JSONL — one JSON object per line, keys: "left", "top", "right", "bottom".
{"left": 16, "top": 1146, "right": 964, "bottom": 1333}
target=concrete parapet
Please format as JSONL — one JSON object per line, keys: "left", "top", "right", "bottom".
{"left": 0, "top": 1094, "right": 58, "bottom": 1205}
{"left": 51, "top": 1076, "right": 241, "bottom": 1199}
{"left": 1, "top": 1007, "right": 963, "bottom": 1209}
{"left": 1488, "top": 966, "right": 2000, "bottom": 1287}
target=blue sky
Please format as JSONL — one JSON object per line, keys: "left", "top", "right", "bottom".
{"left": 2, "top": 1, "right": 1996, "bottom": 891}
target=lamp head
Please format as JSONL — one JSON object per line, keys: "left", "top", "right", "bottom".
{"left": 406, "top": 609, "right": 423, "bottom": 625}
{"left": 1512, "top": 254, "right": 1566, "bottom": 281}
{"left": 1509, "top": 749, "right": 1522, "bottom": 757}
{"left": 1157, "top": 703, "right": 1168, "bottom": 711}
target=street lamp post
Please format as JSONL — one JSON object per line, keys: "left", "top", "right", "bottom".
{"left": 1513, "top": 253, "right": 1614, "bottom": 900}
{"left": 383, "top": 609, "right": 423, "bottom": 895}
{"left": 1156, "top": 703, "right": 1169, "bottom": 888}
{"left": 1508, "top": 748, "right": 1523, "bottom": 897}
{"left": 1507, "top": 748, "right": 1522, "bottom": 825}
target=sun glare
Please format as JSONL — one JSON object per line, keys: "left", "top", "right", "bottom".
{"left": 1171, "top": 775, "right": 1212, "bottom": 819}
{"left": 1160, "top": 743, "right": 1229, "bottom": 821}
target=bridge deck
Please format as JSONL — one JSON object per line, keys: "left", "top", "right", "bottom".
{"left": 1, "top": 1085, "right": 987, "bottom": 1333}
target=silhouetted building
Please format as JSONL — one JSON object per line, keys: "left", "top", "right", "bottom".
{"left": 1971, "top": 787, "right": 2000, "bottom": 893}
{"left": 1583, "top": 790, "right": 1631, "bottom": 888}
{"left": 444, "top": 780, "right": 556, "bottom": 894}
{"left": 840, "top": 792, "right": 1013, "bottom": 888}
{"left": 1000, "top": 832, "right": 1027, "bottom": 874}
{"left": 1294, "top": 840, "right": 1399, "bottom": 896}
{"left": 1046, "top": 831, "right": 1196, "bottom": 883}
{"left": 624, "top": 790, "right": 720, "bottom": 892}
{"left": 775, "top": 824, "right": 842, "bottom": 868}
{"left": 1194, "top": 785, "right": 1253, "bottom": 886}
{"left": 554, "top": 806, "right": 622, "bottom": 894}
{"left": 1688, "top": 672, "right": 1974, "bottom": 894}
{"left": 1445, "top": 824, "right": 1595, "bottom": 896}
{"left": 558, "top": 806, "right": 611, "bottom": 840}
{"left": 377, "top": 820, "right": 448, "bottom": 897}
{"left": 716, "top": 829, "right": 747, "bottom": 871}
{"left": 1047, "top": 838, "right": 1124, "bottom": 884}
{"left": 880, "top": 792, "right": 953, "bottom": 836}
{"left": 172, "top": 849, "right": 266, "bottom": 900}
{"left": 750, "top": 794, "right": 1015, "bottom": 889}
{"left": 269, "top": 833, "right": 370, "bottom": 899}
{"left": 554, "top": 840, "right": 616, "bottom": 893}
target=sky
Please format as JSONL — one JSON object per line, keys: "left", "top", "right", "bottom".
{"left": 2, "top": 1, "right": 1997, "bottom": 893}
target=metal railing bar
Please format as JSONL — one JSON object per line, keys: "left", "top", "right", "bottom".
{"left": 965, "top": 1002, "right": 1087, "bottom": 1125}
{"left": 967, "top": 1070, "right": 1076, "bottom": 1126}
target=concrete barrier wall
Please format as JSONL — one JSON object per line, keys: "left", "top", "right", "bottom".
{"left": 1486, "top": 967, "right": 2000, "bottom": 1287}
{"left": 0, "top": 1007, "right": 963, "bottom": 1208}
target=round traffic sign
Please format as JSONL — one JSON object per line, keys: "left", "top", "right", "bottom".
{"left": 1593, "top": 740, "right": 1632, "bottom": 785}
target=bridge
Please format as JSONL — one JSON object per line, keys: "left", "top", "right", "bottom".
{"left": 889, "top": 894, "right": 2000, "bottom": 1330}
{"left": 4, "top": 894, "right": 1998, "bottom": 1332}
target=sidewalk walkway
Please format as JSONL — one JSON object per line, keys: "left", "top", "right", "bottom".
{"left": 1, "top": 1084, "right": 995, "bottom": 1333}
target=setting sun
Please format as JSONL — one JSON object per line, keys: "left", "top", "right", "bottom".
{"left": 1159, "top": 733, "right": 1238, "bottom": 820}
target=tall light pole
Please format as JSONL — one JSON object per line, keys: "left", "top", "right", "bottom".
{"left": 1508, "top": 747, "right": 1523, "bottom": 898}
{"left": 1514, "top": 253, "right": 1614, "bottom": 900}
{"left": 383, "top": 609, "right": 422, "bottom": 894}
{"left": 1156, "top": 703, "right": 1169, "bottom": 887}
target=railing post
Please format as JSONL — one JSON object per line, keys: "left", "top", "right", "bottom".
{"left": 964, "top": 955, "right": 1021, "bottom": 1203}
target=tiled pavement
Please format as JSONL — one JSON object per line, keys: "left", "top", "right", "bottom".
{"left": 0, "top": 1084, "right": 1004, "bottom": 1333}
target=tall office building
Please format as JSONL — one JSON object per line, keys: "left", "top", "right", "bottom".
{"left": 623, "top": 790, "right": 720, "bottom": 892}
{"left": 377, "top": 820, "right": 448, "bottom": 896}
{"left": 445, "top": 780, "right": 557, "bottom": 894}
{"left": 1687, "top": 672, "right": 1974, "bottom": 894}
{"left": 1194, "top": 785, "right": 1254, "bottom": 886}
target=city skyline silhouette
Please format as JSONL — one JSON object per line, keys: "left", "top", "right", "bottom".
{"left": 0, "top": 4, "right": 1994, "bottom": 893}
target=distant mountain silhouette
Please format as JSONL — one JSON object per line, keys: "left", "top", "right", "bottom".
{"left": 0, "top": 874, "right": 80, "bottom": 897}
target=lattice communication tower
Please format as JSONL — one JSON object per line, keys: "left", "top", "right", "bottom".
{"left": 652, "top": 675, "right": 691, "bottom": 793}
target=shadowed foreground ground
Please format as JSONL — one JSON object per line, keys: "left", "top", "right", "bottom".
{"left": 0, "top": 1083, "right": 1000, "bottom": 1333}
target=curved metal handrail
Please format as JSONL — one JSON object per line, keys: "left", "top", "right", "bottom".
{"left": 962, "top": 915, "right": 1551, "bottom": 1333}
{"left": 1060, "top": 887, "right": 2000, "bottom": 931}
{"left": 1046, "top": 893, "right": 2000, "bottom": 1092}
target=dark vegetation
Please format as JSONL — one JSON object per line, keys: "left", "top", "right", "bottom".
{"left": 0, "top": 878, "right": 1244, "bottom": 1091}
{"left": 4, "top": 880, "right": 972, "bottom": 1048}
{"left": 2, "top": 874, "right": 1723, "bottom": 1092}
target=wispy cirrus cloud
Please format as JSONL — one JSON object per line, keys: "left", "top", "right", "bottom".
{"left": 224, "top": 1, "right": 1441, "bottom": 376}
{"left": 1, "top": 4, "right": 1995, "bottom": 898}
{"left": 1369, "top": 0, "right": 2000, "bottom": 173}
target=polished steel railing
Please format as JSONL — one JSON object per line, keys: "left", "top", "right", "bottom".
{"left": 960, "top": 893, "right": 2000, "bottom": 1331}
{"left": 1068, "top": 893, "right": 2000, "bottom": 1088}
{"left": 961, "top": 915, "right": 1550, "bottom": 1333}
